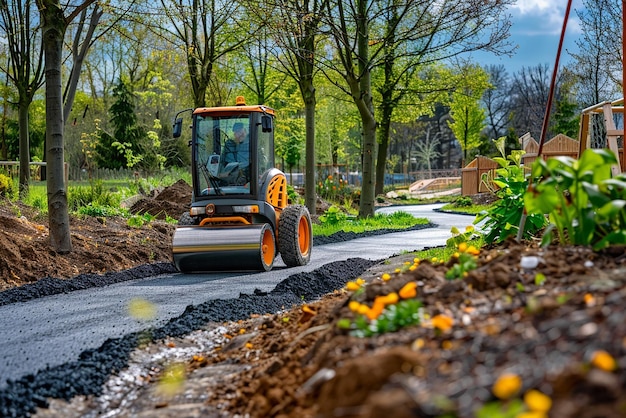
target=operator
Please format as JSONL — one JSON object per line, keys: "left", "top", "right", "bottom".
{"left": 223, "top": 122, "right": 250, "bottom": 181}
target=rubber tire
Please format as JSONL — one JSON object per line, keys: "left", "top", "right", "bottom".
{"left": 178, "top": 212, "right": 198, "bottom": 225}
{"left": 259, "top": 224, "right": 276, "bottom": 271}
{"left": 278, "top": 204, "right": 312, "bottom": 267}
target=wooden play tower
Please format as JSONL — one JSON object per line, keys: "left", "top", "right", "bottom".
{"left": 578, "top": 98, "right": 625, "bottom": 176}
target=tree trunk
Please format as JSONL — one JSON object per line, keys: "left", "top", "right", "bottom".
{"left": 18, "top": 99, "right": 30, "bottom": 199}
{"left": 355, "top": 0, "right": 376, "bottom": 218}
{"left": 39, "top": 0, "right": 72, "bottom": 253}
{"left": 359, "top": 110, "right": 377, "bottom": 217}
{"left": 301, "top": 78, "right": 316, "bottom": 215}
{"left": 375, "top": 103, "right": 393, "bottom": 196}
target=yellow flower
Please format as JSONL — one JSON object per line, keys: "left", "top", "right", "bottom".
{"left": 466, "top": 245, "right": 480, "bottom": 255}
{"left": 399, "top": 282, "right": 418, "bottom": 299}
{"left": 239, "top": 328, "right": 246, "bottom": 334}
{"left": 381, "top": 273, "right": 391, "bottom": 281}
{"left": 357, "top": 304, "right": 370, "bottom": 315}
{"left": 465, "top": 225, "right": 475, "bottom": 232}
{"left": 492, "top": 373, "right": 522, "bottom": 400}
{"left": 591, "top": 350, "right": 617, "bottom": 372}
{"left": 346, "top": 281, "right": 361, "bottom": 291}
{"left": 431, "top": 314, "right": 454, "bottom": 332}
{"left": 584, "top": 293, "right": 595, "bottom": 307}
{"left": 366, "top": 303, "right": 384, "bottom": 320}
{"left": 374, "top": 292, "right": 398, "bottom": 307}
{"left": 356, "top": 277, "right": 365, "bottom": 286}
{"left": 524, "top": 389, "right": 552, "bottom": 412}
{"left": 349, "top": 301, "right": 361, "bottom": 312}
{"left": 458, "top": 242, "right": 468, "bottom": 252}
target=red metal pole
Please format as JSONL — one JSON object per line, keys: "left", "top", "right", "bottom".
{"left": 536, "top": 0, "right": 573, "bottom": 157}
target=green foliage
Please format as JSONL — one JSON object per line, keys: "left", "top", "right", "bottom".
{"left": 316, "top": 174, "right": 354, "bottom": 206}
{"left": 127, "top": 212, "right": 156, "bottom": 228}
{"left": 447, "top": 64, "right": 490, "bottom": 161}
{"left": 95, "top": 80, "right": 145, "bottom": 169}
{"left": 525, "top": 148, "right": 626, "bottom": 250}
{"left": 452, "top": 196, "right": 473, "bottom": 207}
{"left": 287, "top": 185, "right": 303, "bottom": 205}
{"left": 475, "top": 399, "right": 525, "bottom": 418}
{"left": 318, "top": 205, "right": 348, "bottom": 225}
{"left": 0, "top": 173, "right": 16, "bottom": 198}
{"left": 445, "top": 251, "right": 478, "bottom": 280}
{"left": 474, "top": 137, "right": 548, "bottom": 244}
{"left": 68, "top": 181, "right": 122, "bottom": 212}
{"left": 313, "top": 209, "right": 428, "bottom": 236}
{"left": 346, "top": 299, "right": 423, "bottom": 338}
{"left": 77, "top": 204, "right": 126, "bottom": 217}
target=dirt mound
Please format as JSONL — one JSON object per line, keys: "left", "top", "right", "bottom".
{"left": 0, "top": 181, "right": 188, "bottom": 292}
{"left": 130, "top": 179, "right": 192, "bottom": 220}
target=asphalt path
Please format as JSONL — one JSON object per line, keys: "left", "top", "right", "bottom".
{"left": 0, "top": 204, "right": 476, "bottom": 388}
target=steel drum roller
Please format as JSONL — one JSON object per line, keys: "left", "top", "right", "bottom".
{"left": 172, "top": 224, "right": 275, "bottom": 272}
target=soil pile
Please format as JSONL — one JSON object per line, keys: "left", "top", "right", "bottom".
{"left": 129, "top": 179, "right": 192, "bottom": 221}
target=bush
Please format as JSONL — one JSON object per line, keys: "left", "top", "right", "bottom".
{"left": 68, "top": 181, "right": 121, "bottom": 213}
{"left": 317, "top": 175, "right": 354, "bottom": 206}
{"left": 453, "top": 196, "right": 473, "bottom": 207}
{"left": 0, "top": 174, "right": 15, "bottom": 198}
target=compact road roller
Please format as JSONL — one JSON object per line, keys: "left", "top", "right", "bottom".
{"left": 171, "top": 97, "right": 312, "bottom": 272}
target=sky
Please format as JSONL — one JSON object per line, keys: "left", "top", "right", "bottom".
{"left": 466, "top": 0, "right": 585, "bottom": 74}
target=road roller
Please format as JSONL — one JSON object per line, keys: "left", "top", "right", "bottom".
{"left": 171, "top": 96, "right": 312, "bottom": 272}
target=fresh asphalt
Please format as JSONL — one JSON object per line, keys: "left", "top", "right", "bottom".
{"left": 0, "top": 204, "right": 476, "bottom": 389}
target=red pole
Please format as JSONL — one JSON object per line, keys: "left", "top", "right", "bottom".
{"left": 536, "top": 0, "right": 573, "bottom": 157}
{"left": 517, "top": 0, "right": 573, "bottom": 242}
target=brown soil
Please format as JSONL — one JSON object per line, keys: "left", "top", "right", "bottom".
{"left": 0, "top": 179, "right": 191, "bottom": 292}
{"left": 2, "top": 184, "right": 626, "bottom": 417}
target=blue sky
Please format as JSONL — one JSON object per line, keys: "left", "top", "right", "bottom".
{"left": 466, "top": 0, "right": 585, "bottom": 74}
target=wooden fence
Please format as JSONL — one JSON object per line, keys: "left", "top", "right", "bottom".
{"left": 461, "top": 156, "right": 499, "bottom": 195}
{"left": 522, "top": 134, "right": 579, "bottom": 166}
{"left": 0, "top": 161, "right": 68, "bottom": 183}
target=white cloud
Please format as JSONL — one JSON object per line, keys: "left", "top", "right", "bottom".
{"left": 510, "top": 0, "right": 583, "bottom": 36}
{"left": 511, "top": 0, "right": 554, "bottom": 15}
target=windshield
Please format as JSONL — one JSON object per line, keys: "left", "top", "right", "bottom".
{"left": 194, "top": 115, "right": 251, "bottom": 196}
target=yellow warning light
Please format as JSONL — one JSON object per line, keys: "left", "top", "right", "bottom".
{"left": 235, "top": 96, "right": 246, "bottom": 106}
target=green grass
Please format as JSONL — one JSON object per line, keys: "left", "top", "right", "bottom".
{"left": 383, "top": 194, "right": 459, "bottom": 205}
{"left": 440, "top": 202, "right": 492, "bottom": 215}
{"left": 312, "top": 210, "right": 430, "bottom": 236}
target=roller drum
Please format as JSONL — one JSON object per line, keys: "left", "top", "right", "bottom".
{"left": 172, "top": 224, "right": 275, "bottom": 272}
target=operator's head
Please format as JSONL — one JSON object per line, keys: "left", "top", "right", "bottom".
{"left": 233, "top": 122, "right": 246, "bottom": 142}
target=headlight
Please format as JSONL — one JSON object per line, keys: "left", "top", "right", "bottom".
{"left": 232, "top": 205, "right": 259, "bottom": 213}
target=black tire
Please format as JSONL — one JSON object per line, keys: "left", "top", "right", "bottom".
{"left": 178, "top": 212, "right": 198, "bottom": 225}
{"left": 278, "top": 204, "right": 312, "bottom": 267}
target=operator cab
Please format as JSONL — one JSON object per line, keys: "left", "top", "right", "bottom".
{"left": 173, "top": 98, "right": 275, "bottom": 200}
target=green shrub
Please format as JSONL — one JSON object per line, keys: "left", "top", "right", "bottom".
{"left": 525, "top": 148, "right": 626, "bottom": 250}
{"left": 474, "top": 137, "right": 547, "bottom": 244}
{"left": 319, "top": 205, "right": 348, "bottom": 225}
{"left": 68, "top": 180, "right": 121, "bottom": 212}
{"left": 0, "top": 174, "right": 15, "bottom": 198}
{"left": 453, "top": 196, "right": 473, "bottom": 207}
{"left": 317, "top": 175, "right": 354, "bottom": 205}
{"left": 287, "top": 185, "right": 303, "bottom": 205}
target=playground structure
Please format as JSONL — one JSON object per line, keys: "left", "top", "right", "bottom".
{"left": 578, "top": 97, "right": 625, "bottom": 176}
